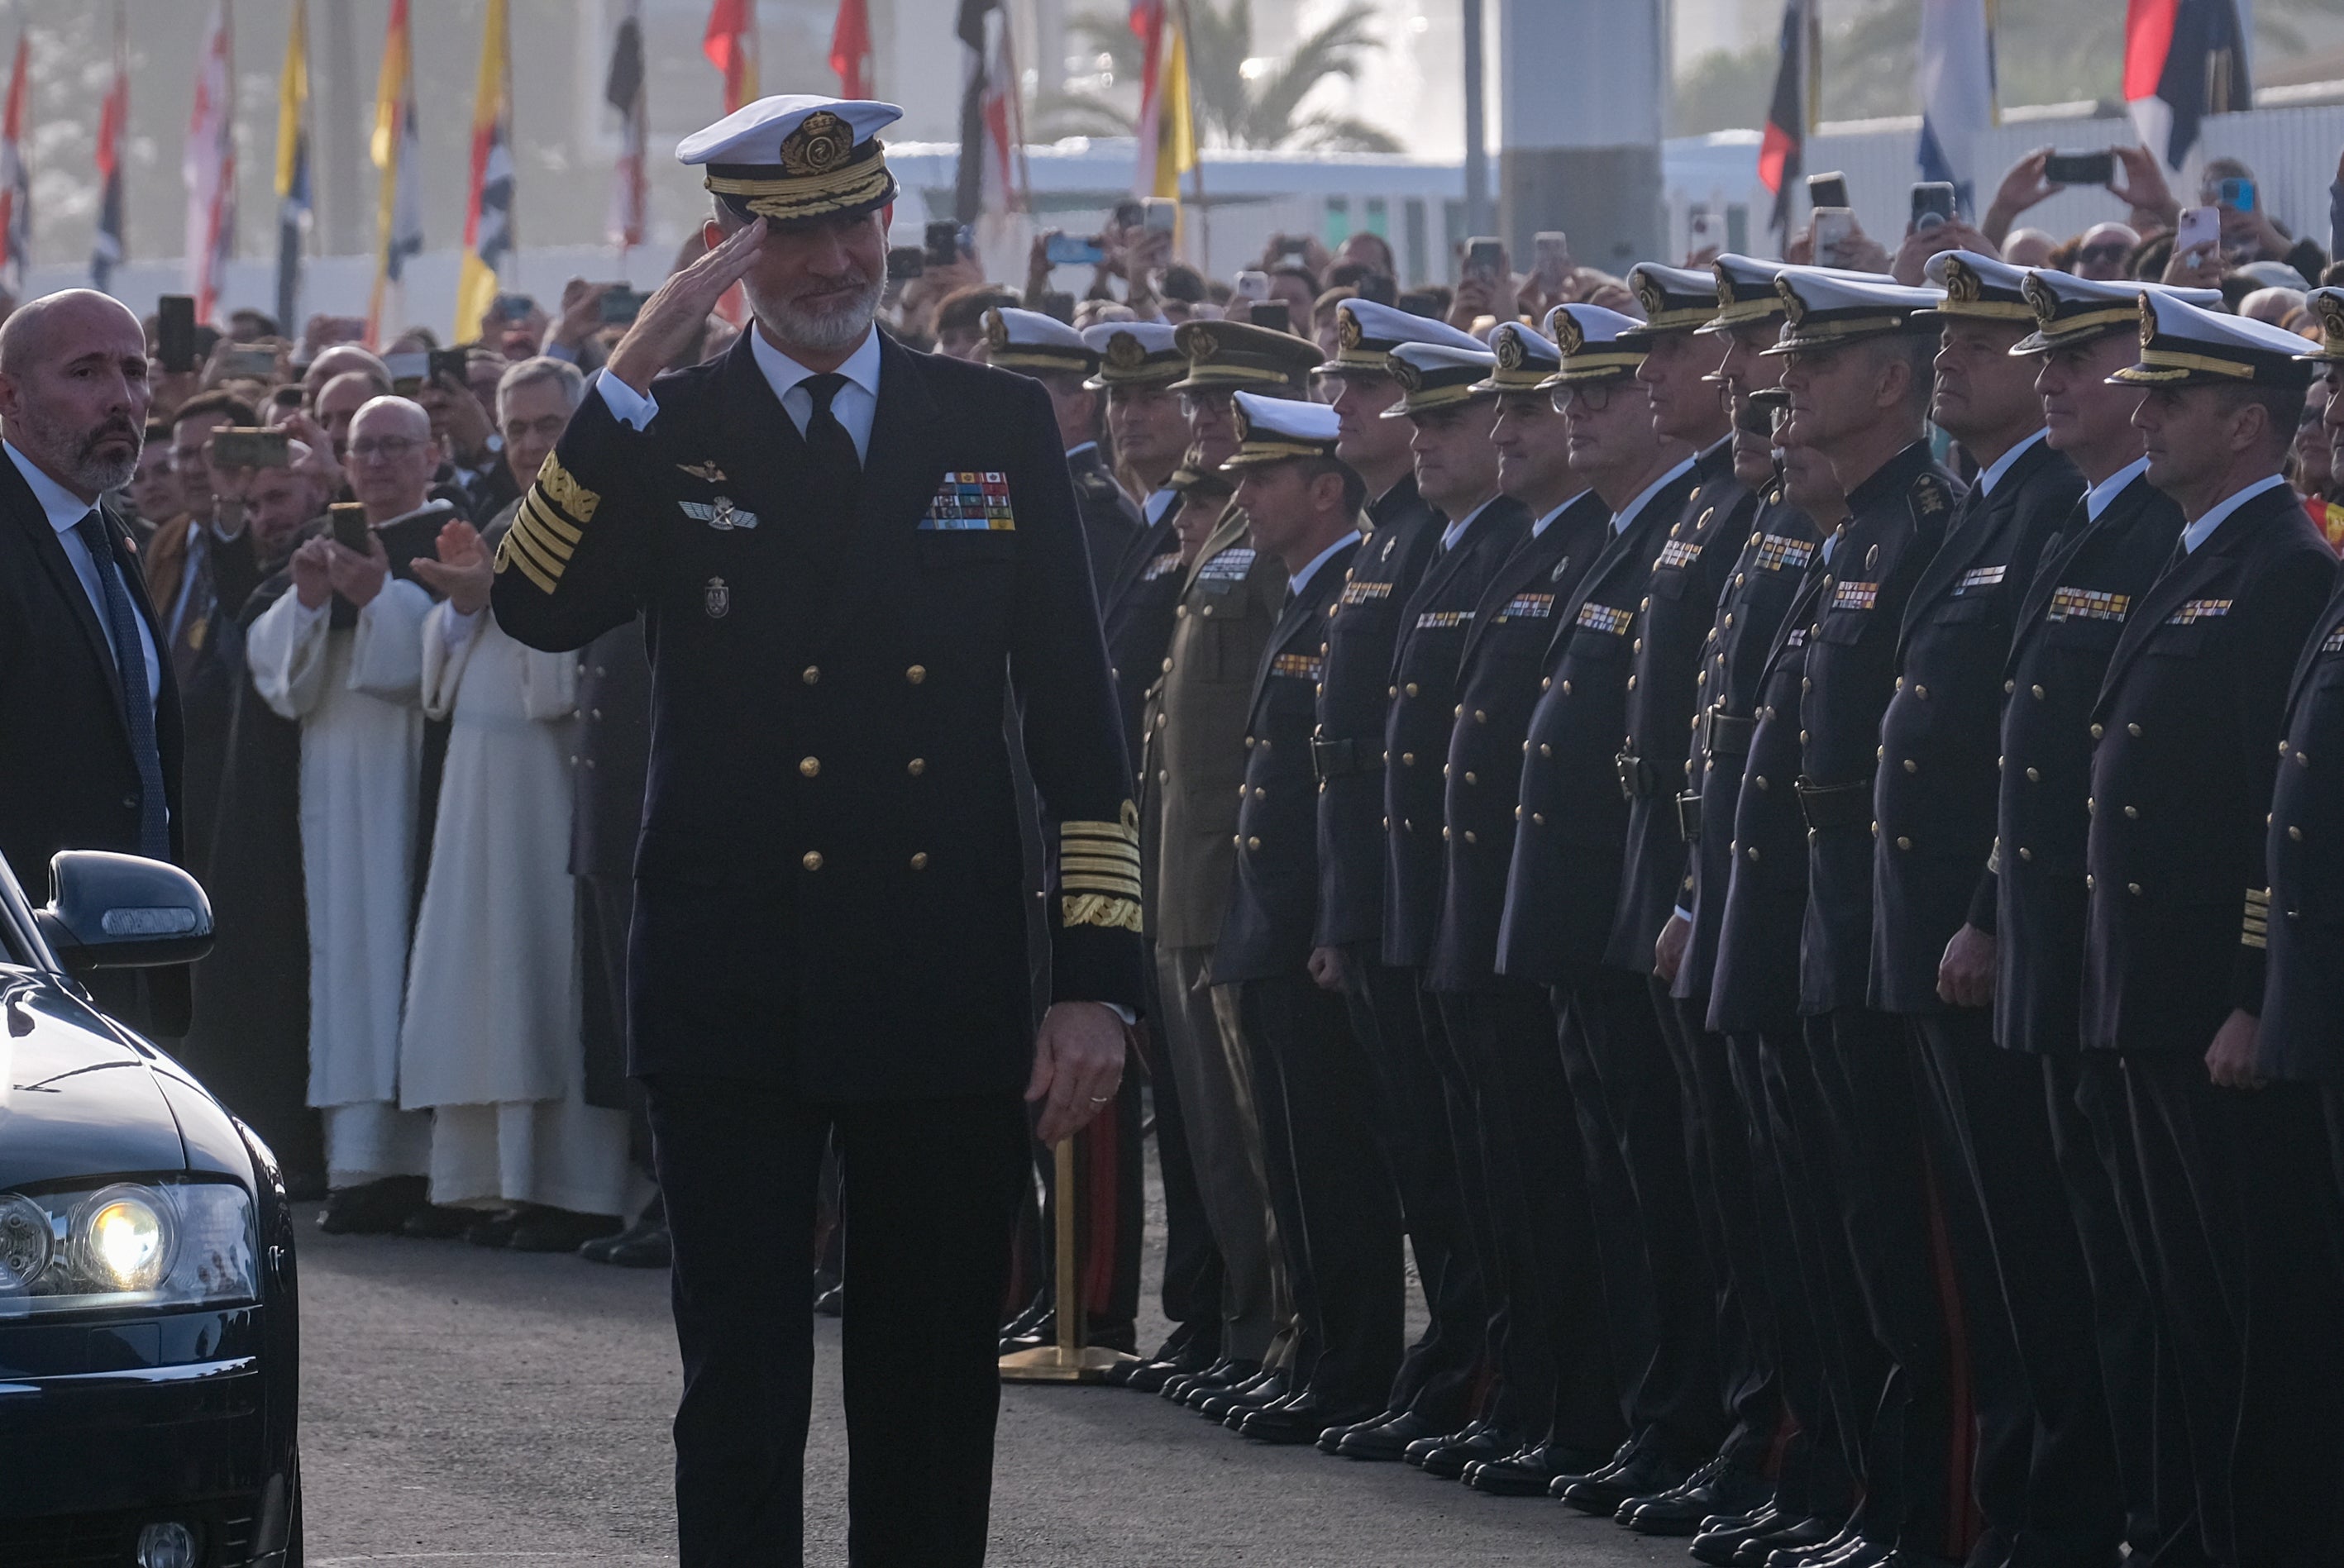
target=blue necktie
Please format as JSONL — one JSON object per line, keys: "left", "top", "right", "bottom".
{"left": 74, "top": 509, "right": 169, "bottom": 860}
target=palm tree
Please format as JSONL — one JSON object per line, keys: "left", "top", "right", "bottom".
{"left": 1034, "top": 0, "right": 1400, "bottom": 153}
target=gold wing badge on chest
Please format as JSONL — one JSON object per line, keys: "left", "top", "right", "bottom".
{"left": 680, "top": 494, "right": 758, "bottom": 531}
{"left": 676, "top": 460, "right": 728, "bottom": 483}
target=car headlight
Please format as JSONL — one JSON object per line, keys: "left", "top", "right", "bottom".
{"left": 0, "top": 1180, "right": 257, "bottom": 1317}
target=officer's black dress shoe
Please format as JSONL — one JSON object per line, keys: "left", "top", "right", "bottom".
{"left": 599, "top": 1219, "right": 671, "bottom": 1268}
{"left": 1162, "top": 1357, "right": 1258, "bottom": 1404}
{"left": 1110, "top": 1325, "right": 1217, "bottom": 1390}
{"left": 1618, "top": 1455, "right": 1774, "bottom": 1534}
{"left": 1195, "top": 1368, "right": 1285, "bottom": 1418}
{"left": 1465, "top": 1443, "right": 1614, "bottom": 1497}
{"left": 1240, "top": 1397, "right": 1379, "bottom": 1445}
{"left": 1726, "top": 1513, "right": 1841, "bottom": 1566}
{"left": 1755, "top": 1520, "right": 1860, "bottom": 1567}
{"left": 317, "top": 1175, "right": 429, "bottom": 1235}
{"left": 998, "top": 1295, "right": 1052, "bottom": 1351}
{"left": 399, "top": 1203, "right": 475, "bottom": 1240}
{"left": 1416, "top": 1423, "right": 1516, "bottom": 1480}
{"left": 1326, "top": 1407, "right": 1436, "bottom": 1459}
{"left": 1556, "top": 1439, "right": 1690, "bottom": 1513}
{"left": 1403, "top": 1418, "right": 1489, "bottom": 1469}
{"left": 1689, "top": 1507, "right": 1791, "bottom": 1566}
{"left": 1000, "top": 1313, "right": 1139, "bottom": 1357}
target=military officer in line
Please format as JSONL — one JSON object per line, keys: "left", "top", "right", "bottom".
{"left": 1986, "top": 269, "right": 2218, "bottom": 1566}
{"left": 1873, "top": 250, "right": 2108, "bottom": 1567}
{"left": 1695, "top": 405, "right": 1874, "bottom": 1568}
{"left": 1209, "top": 393, "right": 1402, "bottom": 1444}
{"left": 1140, "top": 319, "right": 1321, "bottom": 1412}
{"left": 981, "top": 307, "right": 1143, "bottom": 601}
{"left": 1417, "top": 319, "right": 1620, "bottom": 1495}
{"left": 486, "top": 96, "right": 1142, "bottom": 1566}
{"left": 1308, "top": 299, "right": 1506, "bottom": 1463}
{"left": 985, "top": 304, "right": 1148, "bottom": 1360}
{"left": 2090, "top": 293, "right": 2339, "bottom": 1568}
{"left": 1487, "top": 304, "right": 1703, "bottom": 1507}
{"left": 1767, "top": 267, "right": 1967, "bottom": 1568}
{"left": 1089, "top": 322, "right": 1229, "bottom": 1392}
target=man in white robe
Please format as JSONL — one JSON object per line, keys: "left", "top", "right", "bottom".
{"left": 246, "top": 395, "right": 454, "bottom": 1232}
{"left": 401, "top": 357, "right": 633, "bottom": 1249}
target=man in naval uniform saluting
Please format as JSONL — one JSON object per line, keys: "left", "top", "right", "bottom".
{"left": 488, "top": 96, "right": 1143, "bottom": 1568}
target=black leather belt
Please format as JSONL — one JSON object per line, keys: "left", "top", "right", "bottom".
{"left": 1674, "top": 790, "right": 1702, "bottom": 844}
{"left": 1697, "top": 705, "right": 1755, "bottom": 758}
{"left": 1795, "top": 774, "right": 1874, "bottom": 832}
{"left": 1312, "top": 736, "right": 1378, "bottom": 781}
{"left": 1615, "top": 753, "right": 1662, "bottom": 801}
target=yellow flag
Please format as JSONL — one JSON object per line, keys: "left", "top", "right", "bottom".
{"left": 275, "top": 0, "right": 307, "bottom": 200}
{"left": 1153, "top": 20, "right": 1195, "bottom": 202}
{"left": 456, "top": 0, "right": 513, "bottom": 341}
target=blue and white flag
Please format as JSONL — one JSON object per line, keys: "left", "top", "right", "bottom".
{"left": 1917, "top": 0, "right": 1997, "bottom": 214}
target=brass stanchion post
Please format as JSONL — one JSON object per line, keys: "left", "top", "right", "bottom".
{"left": 1000, "top": 1135, "right": 1137, "bottom": 1383}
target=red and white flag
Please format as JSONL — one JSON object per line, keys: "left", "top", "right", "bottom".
{"left": 830, "top": 0, "right": 871, "bottom": 99}
{"left": 0, "top": 33, "right": 30, "bottom": 293}
{"left": 185, "top": 1, "right": 237, "bottom": 323}
{"left": 605, "top": 0, "right": 647, "bottom": 250}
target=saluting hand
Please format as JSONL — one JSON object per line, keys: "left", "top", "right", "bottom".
{"left": 605, "top": 217, "right": 768, "bottom": 396}
{"left": 1026, "top": 1001, "right": 1128, "bottom": 1145}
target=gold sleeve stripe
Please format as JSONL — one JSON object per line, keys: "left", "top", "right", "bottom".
{"left": 513, "top": 502, "right": 576, "bottom": 564}
{"left": 504, "top": 522, "right": 568, "bottom": 584}
{"left": 1062, "top": 854, "right": 1141, "bottom": 879}
{"left": 1063, "top": 818, "right": 1140, "bottom": 841}
{"left": 536, "top": 454, "right": 600, "bottom": 522}
{"left": 2243, "top": 887, "right": 2270, "bottom": 948}
{"left": 1062, "top": 840, "right": 1141, "bottom": 865}
{"left": 1063, "top": 871, "right": 1143, "bottom": 897}
{"left": 1063, "top": 894, "right": 1142, "bottom": 932}
{"left": 494, "top": 531, "right": 557, "bottom": 593}
{"left": 520, "top": 491, "right": 581, "bottom": 550}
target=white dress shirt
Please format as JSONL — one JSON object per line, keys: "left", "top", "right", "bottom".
{"left": 1143, "top": 487, "right": 1178, "bottom": 527}
{"left": 2084, "top": 456, "right": 2151, "bottom": 522}
{"left": 597, "top": 324, "right": 882, "bottom": 465}
{"left": 2180, "top": 472, "right": 2289, "bottom": 555}
{"left": 1609, "top": 454, "right": 1700, "bottom": 536}
{"left": 1287, "top": 531, "right": 1355, "bottom": 598}
{"left": 1973, "top": 427, "right": 2049, "bottom": 499}
{"left": 1442, "top": 496, "right": 1501, "bottom": 551}
{"left": 7, "top": 440, "right": 161, "bottom": 714}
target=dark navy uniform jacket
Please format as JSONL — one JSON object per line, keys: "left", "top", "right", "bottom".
{"left": 1869, "top": 435, "right": 2080, "bottom": 1015}
{"left": 488, "top": 331, "right": 1144, "bottom": 1099}
{"left": 1607, "top": 438, "right": 1755, "bottom": 975}
{"left": 1101, "top": 508, "right": 1185, "bottom": 777}
{"left": 1985, "top": 468, "right": 2178, "bottom": 1055}
{"left": 1215, "top": 537, "right": 1359, "bottom": 986}
{"left": 1428, "top": 493, "right": 1609, "bottom": 991}
{"left": 1067, "top": 442, "right": 1145, "bottom": 603}
{"left": 2083, "top": 479, "right": 2336, "bottom": 1056}
{"left": 1380, "top": 495, "right": 1529, "bottom": 969}
{"left": 2259, "top": 577, "right": 2344, "bottom": 1083}
{"left": 1315, "top": 475, "right": 1444, "bottom": 951}
{"left": 1675, "top": 488, "right": 1820, "bottom": 1010}
{"left": 1498, "top": 459, "right": 1703, "bottom": 988}
{"left": 1797, "top": 441, "right": 1957, "bottom": 1018}
{"left": 569, "top": 617, "right": 652, "bottom": 883}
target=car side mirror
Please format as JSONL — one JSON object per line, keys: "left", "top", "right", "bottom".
{"left": 34, "top": 851, "right": 213, "bottom": 970}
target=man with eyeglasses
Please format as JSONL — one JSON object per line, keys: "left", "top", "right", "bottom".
{"left": 247, "top": 393, "right": 458, "bottom": 1239}
{"left": 2072, "top": 222, "right": 2140, "bottom": 283}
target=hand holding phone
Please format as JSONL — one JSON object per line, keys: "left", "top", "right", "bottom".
{"left": 1463, "top": 236, "right": 1505, "bottom": 283}
{"left": 1812, "top": 207, "right": 1856, "bottom": 268}
{"left": 210, "top": 427, "right": 291, "bottom": 470}
{"left": 1910, "top": 182, "right": 1957, "bottom": 233}
{"left": 1234, "top": 269, "right": 1271, "bottom": 303}
{"left": 2042, "top": 150, "right": 2114, "bottom": 188}
{"left": 1807, "top": 171, "right": 1850, "bottom": 211}
{"left": 1044, "top": 233, "right": 1107, "bottom": 267}
{"left": 157, "top": 297, "right": 199, "bottom": 375}
{"left": 2177, "top": 204, "right": 2221, "bottom": 260}
{"left": 1533, "top": 231, "right": 1573, "bottom": 288}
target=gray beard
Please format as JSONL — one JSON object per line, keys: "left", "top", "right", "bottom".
{"left": 754, "top": 276, "right": 883, "bottom": 355}
{"left": 11, "top": 403, "right": 141, "bottom": 495}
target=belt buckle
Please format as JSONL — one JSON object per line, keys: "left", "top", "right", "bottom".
{"left": 1673, "top": 790, "right": 1702, "bottom": 844}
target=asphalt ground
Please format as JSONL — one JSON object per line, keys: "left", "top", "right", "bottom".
{"left": 298, "top": 1171, "right": 1678, "bottom": 1568}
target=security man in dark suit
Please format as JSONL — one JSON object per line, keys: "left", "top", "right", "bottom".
{"left": 981, "top": 307, "right": 1143, "bottom": 600}
{"left": 1633, "top": 262, "right": 1820, "bottom": 1542}
{"left": 1767, "top": 266, "right": 1966, "bottom": 1568}
{"left": 2090, "top": 293, "right": 2339, "bottom": 1568}
{"left": 1309, "top": 300, "right": 1507, "bottom": 1462}
{"left": 486, "top": 98, "right": 1143, "bottom": 1568}
{"left": 1142, "top": 318, "right": 1319, "bottom": 1416}
{"left": 1210, "top": 393, "right": 1400, "bottom": 1444}
{"left": 1878, "top": 250, "right": 2110, "bottom": 1567}
{"left": 1987, "top": 269, "right": 2217, "bottom": 1566}
{"left": 1494, "top": 303, "right": 1706, "bottom": 1509}
{"left": 1420, "top": 321, "right": 1618, "bottom": 1496}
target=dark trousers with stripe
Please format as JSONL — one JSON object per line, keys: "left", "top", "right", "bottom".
{"left": 1344, "top": 949, "right": 1485, "bottom": 1425}
{"left": 1913, "top": 1011, "right": 2125, "bottom": 1563}
{"left": 1806, "top": 1007, "right": 1964, "bottom": 1559}
{"left": 1557, "top": 970, "right": 1728, "bottom": 1462}
{"left": 1660, "top": 987, "right": 1786, "bottom": 1471}
{"left": 1440, "top": 979, "right": 1624, "bottom": 1454}
{"left": 644, "top": 1076, "right": 1029, "bottom": 1568}
{"left": 1239, "top": 973, "right": 1405, "bottom": 1408}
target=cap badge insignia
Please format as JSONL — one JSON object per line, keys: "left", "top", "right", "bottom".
{"left": 1778, "top": 281, "right": 1808, "bottom": 326}
{"left": 1338, "top": 311, "right": 1364, "bottom": 351}
{"left": 1388, "top": 355, "right": 1423, "bottom": 392}
{"left": 1496, "top": 330, "right": 1526, "bottom": 370}
{"left": 2320, "top": 293, "right": 2344, "bottom": 348}
{"left": 2022, "top": 273, "right": 2058, "bottom": 328}
{"left": 1105, "top": 332, "right": 1147, "bottom": 370}
{"left": 984, "top": 311, "right": 1012, "bottom": 352}
{"left": 1187, "top": 326, "right": 1220, "bottom": 363}
{"left": 1556, "top": 313, "right": 1587, "bottom": 355}
{"left": 1233, "top": 404, "right": 1254, "bottom": 442}
{"left": 704, "top": 576, "right": 731, "bottom": 618}
{"left": 1634, "top": 274, "right": 1666, "bottom": 317}
{"left": 780, "top": 111, "right": 852, "bottom": 177}
{"left": 2138, "top": 295, "right": 2158, "bottom": 347}
{"left": 1944, "top": 260, "right": 1981, "bottom": 303}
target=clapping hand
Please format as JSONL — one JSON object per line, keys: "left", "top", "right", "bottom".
{"left": 411, "top": 518, "right": 494, "bottom": 616}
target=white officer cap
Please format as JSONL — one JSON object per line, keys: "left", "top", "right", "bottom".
{"left": 1764, "top": 269, "right": 1943, "bottom": 355}
{"left": 2112, "top": 291, "right": 2318, "bottom": 389}
{"left": 1081, "top": 322, "right": 1185, "bottom": 389}
{"left": 1472, "top": 322, "right": 1563, "bottom": 393}
{"left": 1622, "top": 262, "right": 1724, "bottom": 343}
{"left": 1318, "top": 298, "right": 1486, "bottom": 378}
{"left": 1224, "top": 391, "right": 1344, "bottom": 468}
{"left": 1379, "top": 341, "right": 1501, "bottom": 417}
{"left": 981, "top": 307, "right": 1097, "bottom": 377}
{"left": 1539, "top": 304, "right": 1648, "bottom": 388}
{"left": 2012, "top": 271, "right": 2224, "bottom": 356}
{"left": 1914, "top": 250, "right": 2035, "bottom": 323}
{"left": 680, "top": 95, "right": 903, "bottom": 226}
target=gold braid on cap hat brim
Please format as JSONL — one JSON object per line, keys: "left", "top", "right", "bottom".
{"left": 705, "top": 151, "right": 898, "bottom": 224}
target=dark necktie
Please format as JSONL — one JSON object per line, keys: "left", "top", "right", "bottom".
{"left": 75, "top": 510, "right": 169, "bottom": 860}
{"left": 801, "top": 372, "right": 862, "bottom": 531}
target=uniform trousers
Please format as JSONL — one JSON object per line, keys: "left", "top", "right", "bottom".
{"left": 642, "top": 1075, "right": 1029, "bottom": 1568}
{"left": 1913, "top": 1012, "right": 2124, "bottom": 1566}
{"left": 1134, "top": 961, "right": 1222, "bottom": 1351}
{"left": 1660, "top": 989, "right": 1786, "bottom": 1471}
{"left": 1805, "top": 1007, "right": 1962, "bottom": 1558}
{"left": 1342, "top": 949, "right": 1484, "bottom": 1426}
{"left": 1556, "top": 970, "right": 1727, "bottom": 1463}
{"left": 1239, "top": 974, "right": 1405, "bottom": 1409}
{"left": 1155, "top": 945, "right": 1285, "bottom": 1364}
{"left": 1739, "top": 1027, "right": 1862, "bottom": 1520}
{"left": 1439, "top": 979, "right": 1624, "bottom": 1454}
{"left": 2122, "top": 1054, "right": 2344, "bottom": 1568}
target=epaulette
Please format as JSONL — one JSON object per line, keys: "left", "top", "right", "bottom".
{"left": 1909, "top": 469, "right": 1952, "bottom": 522}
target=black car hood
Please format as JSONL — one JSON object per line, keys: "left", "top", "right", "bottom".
{"left": 0, "top": 970, "right": 187, "bottom": 1189}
